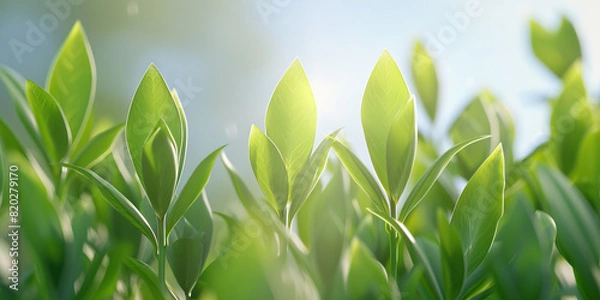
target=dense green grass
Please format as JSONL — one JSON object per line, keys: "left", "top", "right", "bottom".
{"left": 0, "top": 17, "right": 599, "bottom": 299}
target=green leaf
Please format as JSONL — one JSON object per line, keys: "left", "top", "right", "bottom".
{"left": 168, "top": 238, "right": 204, "bottom": 296}
{"left": 64, "top": 164, "right": 157, "bottom": 248}
{"left": 362, "top": 50, "right": 411, "bottom": 194}
{"left": 550, "top": 63, "right": 592, "bottom": 175}
{"left": 411, "top": 41, "right": 439, "bottom": 120}
{"left": 399, "top": 135, "right": 490, "bottom": 221}
{"left": 530, "top": 17, "right": 582, "bottom": 77}
{"left": 221, "top": 152, "right": 261, "bottom": 213}
{"left": 141, "top": 121, "right": 179, "bottom": 219}
{"left": 266, "top": 59, "right": 317, "bottom": 183}
{"left": 288, "top": 130, "right": 339, "bottom": 219}
{"left": 126, "top": 64, "right": 182, "bottom": 182}
{"left": 368, "top": 209, "right": 443, "bottom": 299}
{"left": 26, "top": 80, "right": 71, "bottom": 163}
{"left": 167, "top": 146, "right": 225, "bottom": 236}
{"left": 346, "top": 238, "right": 390, "bottom": 300}
{"left": 170, "top": 194, "right": 213, "bottom": 292}
{"left": 124, "top": 258, "right": 169, "bottom": 298}
{"left": 47, "top": 21, "right": 96, "bottom": 141}
{"left": 171, "top": 89, "right": 188, "bottom": 176}
{"left": 572, "top": 127, "right": 600, "bottom": 212}
{"left": 437, "top": 210, "right": 465, "bottom": 300}
{"left": 536, "top": 166, "right": 600, "bottom": 300}
{"left": 72, "top": 124, "right": 124, "bottom": 168}
{"left": 249, "top": 125, "right": 289, "bottom": 215}
{"left": 449, "top": 92, "right": 513, "bottom": 178}
{"left": 386, "top": 98, "right": 417, "bottom": 203}
{"left": 0, "top": 65, "right": 44, "bottom": 153}
{"left": 450, "top": 145, "right": 505, "bottom": 273}
{"left": 332, "top": 141, "right": 388, "bottom": 214}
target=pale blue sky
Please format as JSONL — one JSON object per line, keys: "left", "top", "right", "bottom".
{"left": 1, "top": 0, "right": 598, "bottom": 206}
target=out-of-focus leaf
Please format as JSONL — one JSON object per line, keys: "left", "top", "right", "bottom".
{"left": 369, "top": 209, "right": 443, "bottom": 299}
{"left": 530, "top": 17, "right": 582, "bottom": 77}
{"left": 308, "top": 169, "right": 348, "bottom": 295}
{"left": 0, "top": 65, "right": 44, "bottom": 153}
{"left": 411, "top": 41, "right": 438, "bottom": 120}
{"left": 400, "top": 135, "right": 490, "bottom": 221}
{"left": 362, "top": 50, "right": 411, "bottom": 194}
{"left": 450, "top": 145, "right": 505, "bottom": 273}
{"left": 26, "top": 80, "right": 71, "bottom": 163}
{"left": 437, "top": 210, "right": 465, "bottom": 300}
{"left": 332, "top": 141, "right": 388, "bottom": 214}
{"left": 168, "top": 238, "right": 204, "bottom": 297}
{"left": 249, "top": 125, "right": 288, "bottom": 216}
{"left": 488, "top": 197, "right": 554, "bottom": 299}
{"left": 141, "top": 121, "right": 178, "bottom": 219}
{"left": 124, "top": 258, "right": 170, "bottom": 299}
{"left": 288, "top": 130, "right": 339, "bottom": 219}
{"left": 572, "top": 127, "right": 600, "bottom": 212}
{"left": 386, "top": 98, "right": 417, "bottom": 203}
{"left": 65, "top": 164, "right": 157, "bottom": 248}
{"left": 126, "top": 64, "right": 182, "bottom": 181}
{"left": 536, "top": 166, "right": 600, "bottom": 299}
{"left": 221, "top": 152, "right": 261, "bottom": 212}
{"left": 167, "top": 146, "right": 224, "bottom": 235}
{"left": 346, "top": 238, "right": 390, "bottom": 300}
{"left": 355, "top": 215, "right": 390, "bottom": 264}
{"left": 72, "top": 124, "right": 124, "bottom": 168}
{"left": 47, "top": 22, "right": 95, "bottom": 142}
{"left": 449, "top": 92, "right": 513, "bottom": 178}
{"left": 265, "top": 59, "right": 316, "bottom": 183}
{"left": 550, "top": 63, "right": 593, "bottom": 175}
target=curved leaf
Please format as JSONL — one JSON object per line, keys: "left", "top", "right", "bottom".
{"left": 362, "top": 50, "right": 411, "bottom": 194}
{"left": 64, "top": 164, "right": 157, "bottom": 248}
{"left": 167, "top": 146, "right": 225, "bottom": 236}
{"left": 141, "top": 121, "right": 178, "bottom": 219}
{"left": 72, "top": 124, "right": 124, "bottom": 168}
{"left": 126, "top": 64, "right": 182, "bottom": 181}
{"left": 47, "top": 21, "right": 96, "bottom": 141}
{"left": 450, "top": 145, "right": 505, "bottom": 273}
{"left": 400, "top": 135, "right": 490, "bottom": 221}
{"left": 386, "top": 98, "right": 417, "bottom": 203}
{"left": 288, "top": 130, "right": 340, "bottom": 219}
{"left": 26, "top": 80, "right": 71, "bottom": 163}
{"left": 332, "top": 141, "right": 388, "bottom": 214}
{"left": 266, "top": 59, "right": 316, "bottom": 182}
{"left": 249, "top": 125, "right": 289, "bottom": 215}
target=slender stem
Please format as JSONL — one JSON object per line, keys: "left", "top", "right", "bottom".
{"left": 157, "top": 217, "right": 167, "bottom": 291}
{"left": 388, "top": 202, "right": 398, "bottom": 280}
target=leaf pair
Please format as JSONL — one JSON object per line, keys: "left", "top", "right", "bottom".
{"left": 360, "top": 51, "right": 416, "bottom": 209}
{"left": 249, "top": 59, "right": 335, "bottom": 221}
{"left": 371, "top": 145, "right": 505, "bottom": 299}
